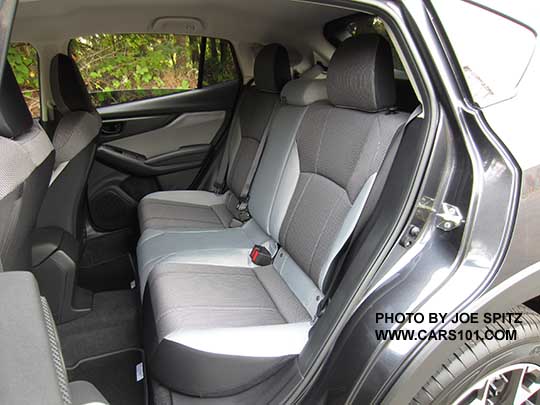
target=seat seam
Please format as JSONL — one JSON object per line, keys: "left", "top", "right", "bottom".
{"left": 156, "top": 305, "right": 280, "bottom": 324}
{"left": 281, "top": 173, "right": 313, "bottom": 245}
{"left": 253, "top": 270, "right": 288, "bottom": 323}
{"left": 307, "top": 190, "right": 343, "bottom": 278}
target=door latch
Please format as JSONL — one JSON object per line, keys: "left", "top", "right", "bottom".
{"left": 435, "top": 202, "right": 465, "bottom": 232}
{"left": 400, "top": 197, "right": 465, "bottom": 248}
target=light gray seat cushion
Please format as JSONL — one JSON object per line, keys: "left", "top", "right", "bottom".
{"left": 138, "top": 190, "right": 237, "bottom": 232}
{"left": 137, "top": 219, "right": 272, "bottom": 298}
{"left": 149, "top": 262, "right": 310, "bottom": 339}
{"left": 146, "top": 262, "right": 311, "bottom": 396}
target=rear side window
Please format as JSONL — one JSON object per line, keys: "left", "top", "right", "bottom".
{"left": 8, "top": 43, "right": 40, "bottom": 117}
{"left": 202, "top": 38, "right": 238, "bottom": 86}
{"left": 69, "top": 34, "right": 239, "bottom": 108}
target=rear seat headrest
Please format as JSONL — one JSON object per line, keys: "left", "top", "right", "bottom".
{"left": 328, "top": 34, "right": 396, "bottom": 112}
{"left": 0, "top": 63, "right": 33, "bottom": 139}
{"left": 280, "top": 78, "right": 328, "bottom": 106}
{"left": 50, "top": 54, "right": 95, "bottom": 114}
{"left": 254, "top": 44, "right": 291, "bottom": 93}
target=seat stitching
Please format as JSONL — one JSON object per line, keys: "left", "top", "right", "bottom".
{"left": 143, "top": 200, "right": 214, "bottom": 209}
{"left": 253, "top": 270, "right": 287, "bottom": 323}
{"left": 147, "top": 266, "right": 255, "bottom": 288}
{"left": 314, "top": 107, "right": 331, "bottom": 173}
{"left": 156, "top": 306, "right": 279, "bottom": 324}
{"left": 281, "top": 173, "right": 313, "bottom": 244}
{"left": 307, "top": 190, "right": 343, "bottom": 278}
{"left": 144, "top": 215, "right": 221, "bottom": 225}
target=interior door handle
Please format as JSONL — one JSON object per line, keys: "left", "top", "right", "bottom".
{"left": 101, "top": 122, "right": 123, "bottom": 136}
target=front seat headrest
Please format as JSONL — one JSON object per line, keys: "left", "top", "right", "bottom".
{"left": 50, "top": 54, "right": 96, "bottom": 114}
{"left": 0, "top": 63, "right": 33, "bottom": 139}
{"left": 328, "top": 34, "right": 396, "bottom": 112}
{"left": 254, "top": 43, "right": 291, "bottom": 93}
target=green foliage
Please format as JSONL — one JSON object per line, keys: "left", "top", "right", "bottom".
{"left": 202, "top": 38, "right": 237, "bottom": 87}
{"left": 71, "top": 34, "right": 237, "bottom": 107}
{"left": 7, "top": 35, "right": 238, "bottom": 114}
{"left": 8, "top": 43, "right": 40, "bottom": 116}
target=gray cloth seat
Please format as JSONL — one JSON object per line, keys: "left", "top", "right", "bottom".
{"left": 136, "top": 77, "right": 328, "bottom": 295}
{"left": 0, "top": 271, "right": 109, "bottom": 404}
{"left": 36, "top": 53, "right": 102, "bottom": 240}
{"left": 138, "top": 43, "right": 291, "bottom": 233}
{"left": 0, "top": 63, "right": 54, "bottom": 271}
{"left": 143, "top": 35, "right": 410, "bottom": 397}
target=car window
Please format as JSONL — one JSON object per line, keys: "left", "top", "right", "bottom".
{"left": 202, "top": 38, "right": 237, "bottom": 87}
{"left": 432, "top": 0, "right": 536, "bottom": 107}
{"left": 8, "top": 43, "right": 40, "bottom": 117}
{"left": 69, "top": 34, "right": 239, "bottom": 108}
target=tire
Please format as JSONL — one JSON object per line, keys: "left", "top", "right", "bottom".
{"left": 412, "top": 304, "right": 540, "bottom": 404}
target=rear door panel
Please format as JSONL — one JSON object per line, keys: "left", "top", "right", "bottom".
{"left": 88, "top": 80, "right": 239, "bottom": 231}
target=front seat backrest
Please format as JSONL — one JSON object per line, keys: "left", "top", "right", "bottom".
{"left": 37, "top": 54, "right": 102, "bottom": 240}
{"left": 0, "top": 64, "right": 55, "bottom": 270}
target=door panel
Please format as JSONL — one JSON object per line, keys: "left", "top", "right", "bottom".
{"left": 106, "top": 110, "right": 225, "bottom": 158}
{"left": 87, "top": 80, "right": 239, "bottom": 231}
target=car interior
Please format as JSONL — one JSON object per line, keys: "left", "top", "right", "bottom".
{"left": 0, "top": 0, "right": 430, "bottom": 403}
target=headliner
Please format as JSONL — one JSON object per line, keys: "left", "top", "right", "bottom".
{"left": 12, "top": 0, "right": 351, "bottom": 49}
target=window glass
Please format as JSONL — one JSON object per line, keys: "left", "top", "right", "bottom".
{"left": 432, "top": 0, "right": 536, "bottom": 107}
{"left": 8, "top": 43, "right": 40, "bottom": 117}
{"left": 69, "top": 34, "right": 202, "bottom": 107}
{"left": 70, "top": 34, "right": 239, "bottom": 108}
{"left": 202, "top": 38, "right": 238, "bottom": 86}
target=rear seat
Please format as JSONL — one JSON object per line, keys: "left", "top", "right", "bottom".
{"left": 136, "top": 75, "right": 328, "bottom": 294}
{"left": 138, "top": 43, "right": 291, "bottom": 233}
{"left": 140, "top": 34, "right": 410, "bottom": 397}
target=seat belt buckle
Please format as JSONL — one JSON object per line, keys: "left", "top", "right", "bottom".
{"left": 236, "top": 198, "right": 251, "bottom": 222}
{"left": 249, "top": 245, "right": 273, "bottom": 266}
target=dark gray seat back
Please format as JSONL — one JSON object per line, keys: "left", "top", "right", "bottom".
{"left": 37, "top": 54, "right": 102, "bottom": 240}
{"left": 0, "top": 64, "right": 55, "bottom": 270}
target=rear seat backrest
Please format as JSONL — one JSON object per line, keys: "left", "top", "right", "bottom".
{"left": 248, "top": 78, "right": 328, "bottom": 240}
{"left": 224, "top": 44, "right": 290, "bottom": 201}
{"left": 278, "top": 34, "right": 407, "bottom": 291}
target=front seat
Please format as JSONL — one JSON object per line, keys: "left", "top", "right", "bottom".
{"left": 37, "top": 54, "right": 102, "bottom": 241}
{"left": 0, "top": 63, "right": 55, "bottom": 270}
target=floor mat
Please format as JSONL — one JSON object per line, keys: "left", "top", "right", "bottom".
{"left": 58, "top": 290, "right": 141, "bottom": 367}
{"left": 79, "top": 228, "right": 138, "bottom": 292}
{"left": 68, "top": 349, "right": 146, "bottom": 405}
{"left": 79, "top": 254, "right": 136, "bottom": 292}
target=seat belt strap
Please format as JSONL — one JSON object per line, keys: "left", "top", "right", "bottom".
{"left": 315, "top": 106, "right": 422, "bottom": 318}
{"left": 212, "top": 79, "right": 254, "bottom": 194}
{"left": 235, "top": 98, "right": 281, "bottom": 221}
{"left": 212, "top": 135, "right": 230, "bottom": 194}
